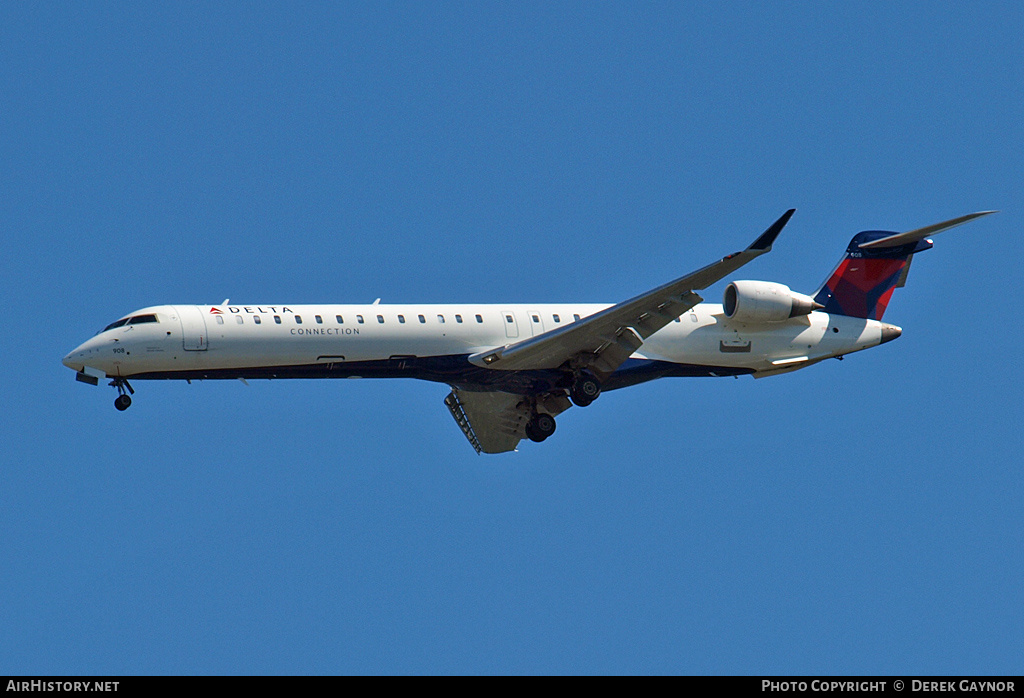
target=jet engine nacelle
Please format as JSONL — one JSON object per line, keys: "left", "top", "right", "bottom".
{"left": 723, "top": 280, "right": 821, "bottom": 323}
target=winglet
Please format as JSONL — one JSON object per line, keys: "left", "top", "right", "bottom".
{"left": 748, "top": 209, "right": 796, "bottom": 252}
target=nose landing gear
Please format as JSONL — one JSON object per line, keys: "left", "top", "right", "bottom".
{"left": 110, "top": 378, "right": 135, "bottom": 411}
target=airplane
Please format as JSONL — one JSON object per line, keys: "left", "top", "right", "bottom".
{"left": 62, "top": 209, "right": 994, "bottom": 453}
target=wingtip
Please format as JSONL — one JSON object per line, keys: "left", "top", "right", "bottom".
{"left": 957, "top": 210, "right": 999, "bottom": 222}
{"left": 748, "top": 208, "right": 796, "bottom": 251}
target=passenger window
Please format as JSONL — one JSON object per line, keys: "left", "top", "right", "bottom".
{"left": 216, "top": 316, "right": 224, "bottom": 325}
{"left": 377, "top": 315, "right": 384, "bottom": 324}
{"left": 254, "top": 315, "right": 262, "bottom": 325}
{"left": 553, "top": 314, "right": 560, "bottom": 323}
{"left": 418, "top": 314, "right": 426, "bottom": 323}
{"left": 274, "top": 315, "right": 281, "bottom": 324}
{"left": 315, "top": 315, "right": 323, "bottom": 324}
{"left": 295, "top": 315, "right": 303, "bottom": 324}
{"left": 455, "top": 314, "right": 463, "bottom": 323}
{"left": 398, "top": 315, "right": 406, "bottom": 324}
{"left": 532, "top": 315, "right": 539, "bottom": 323}
{"left": 357, "top": 315, "right": 364, "bottom": 324}
{"left": 691, "top": 313, "right": 698, "bottom": 323}
{"left": 437, "top": 314, "right": 445, "bottom": 324}
{"left": 336, "top": 315, "right": 344, "bottom": 324}
{"left": 506, "top": 315, "right": 514, "bottom": 323}
{"left": 236, "top": 315, "right": 244, "bottom": 324}
{"left": 475, "top": 314, "right": 483, "bottom": 323}
{"left": 674, "top": 317, "right": 681, "bottom": 322}
{"left": 573, "top": 314, "right": 581, "bottom": 322}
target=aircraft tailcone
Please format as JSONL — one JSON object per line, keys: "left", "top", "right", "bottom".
{"left": 879, "top": 324, "right": 902, "bottom": 345}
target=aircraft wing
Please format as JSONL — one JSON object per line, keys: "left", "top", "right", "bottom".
{"left": 442, "top": 389, "right": 538, "bottom": 454}
{"left": 468, "top": 209, "right": 795, "bottom": 377}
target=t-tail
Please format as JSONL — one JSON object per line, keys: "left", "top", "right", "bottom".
{"left": 812, "top": 211, "right": 996, "bottom": 320}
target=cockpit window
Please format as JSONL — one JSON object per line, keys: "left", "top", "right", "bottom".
{"left": 99, "top": 313, "right": 158, "bottom": 334}
{"left": 102, "top": 318, "right": 130, "bottom": 332}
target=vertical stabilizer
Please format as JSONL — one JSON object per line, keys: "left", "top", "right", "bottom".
{"left": 812, "top": 232, "right": 927, "bottom": 320}
{"left": 812, "top": 211, "right": 996, "bottom": 320}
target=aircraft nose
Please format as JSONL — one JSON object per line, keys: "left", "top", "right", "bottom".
{"left": 63, "top": 344, "right": 88, "bottom": 370}
{"left": 62, "top": 339, "right": 94, "bottom": 371}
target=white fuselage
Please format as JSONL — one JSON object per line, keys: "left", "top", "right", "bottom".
{"left": 62, "top": 303, "right": 894, "bottom": 389}
{"left": 61, "top": 207, "right": 986, "bottom": 450}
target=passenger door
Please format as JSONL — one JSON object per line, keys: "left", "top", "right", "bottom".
{"left": 501, "top": 310, "right": 519, "bottom": 339}
{"left": 527, "top": 310, "right": 545, "bottom": 337}
{"left": 175, "top": 305, "right": 209, "bottom": 351}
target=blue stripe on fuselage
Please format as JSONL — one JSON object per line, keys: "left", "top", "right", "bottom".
{"left": 128, "top": 354, "right": 753, "bottom": 395}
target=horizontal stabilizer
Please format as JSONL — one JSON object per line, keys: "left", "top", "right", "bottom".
{"left": 858, "top": 211, "right": 997, "bottom": 249}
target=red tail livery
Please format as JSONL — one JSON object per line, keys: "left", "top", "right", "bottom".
{"left": 813, "top": 212, "right": 996, "bottom": 320}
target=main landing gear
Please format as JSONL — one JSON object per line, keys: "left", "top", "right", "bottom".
{"left": 523, "top": 369, "right": 601, "bottom": 444}
{"left": 110, "top": 378, "right": 134, "bottom": 411}
{"left": 525, "top": 412, "right": 556, "bottom": 443}
{"left": 524, "top": 366, "right": 602, "bottom": 442}
{"left": 569, "top": 371, "right": 601, "bottom": 407}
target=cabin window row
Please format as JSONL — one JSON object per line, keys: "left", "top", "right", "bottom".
{"left": 521, "top": 314, "right": 583, "bottom": 324}
{"left": 214, "top": 312, "right": 589, "bottom": 326}
{"left": 214, "top": 312, "right": 491, "bottom": 326}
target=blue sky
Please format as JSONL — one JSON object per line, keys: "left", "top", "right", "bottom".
{"left": 1, "top": 2, "right": 1021, "bottom": 674}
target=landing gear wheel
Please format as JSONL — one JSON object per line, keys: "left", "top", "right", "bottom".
{"left": 526, "top": 413, "right": 556, "bottom": 443}
{"left": 114, "top": 394, "right": 132, "bottom": 411}
{"left": 570, "top": 372, "right": 601, "bottom": 407}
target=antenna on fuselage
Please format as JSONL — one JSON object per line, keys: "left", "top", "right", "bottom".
{"left": 221, "top": 298, "right": 229, "bottom": 305}
{"left": 372, "top": 298, "right": 381, "bottom": 305}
